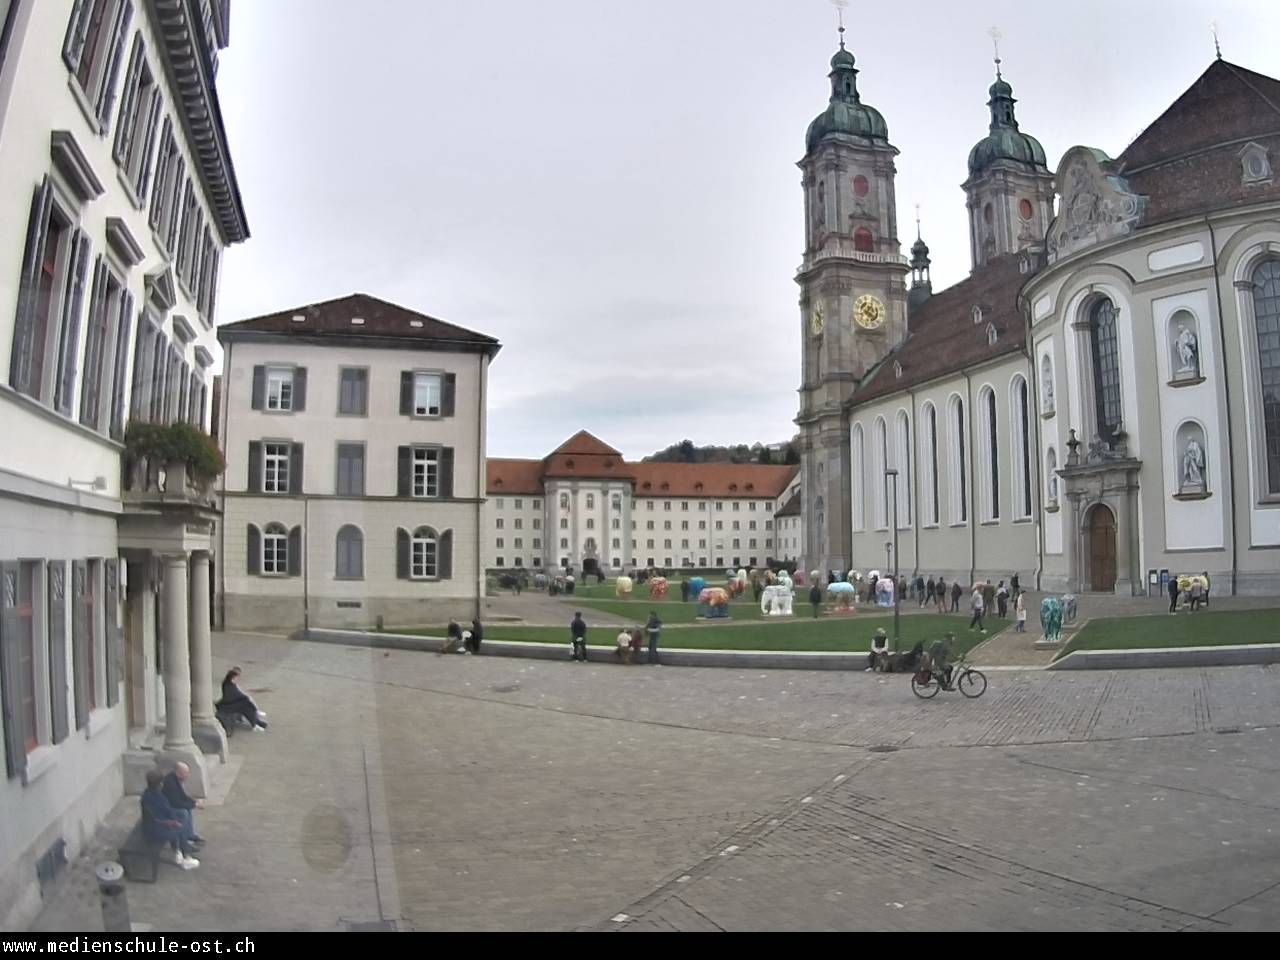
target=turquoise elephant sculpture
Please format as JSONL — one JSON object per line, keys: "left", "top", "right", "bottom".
{"left": 1040, "top": 596, "right": 1063, "bottom": 642}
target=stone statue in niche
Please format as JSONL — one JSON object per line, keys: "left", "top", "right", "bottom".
{"left": 1182, "top": 437, "right": 1206, "bottom": 491}
{"left": 1174, "top": 325, "right": 1200, "bottom": 379}
{"left": 1048, "top": 472, "right": 1059, "bottom": 502}
{"left": 1042, "top": 369, "right": 1055, "bottom": 410}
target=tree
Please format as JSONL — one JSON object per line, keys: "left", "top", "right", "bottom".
{"left": 678, "top": 439, "right": 696, "bottom": 463}
{"left": 756, "top": 446, "right": 773, "bottom": 464}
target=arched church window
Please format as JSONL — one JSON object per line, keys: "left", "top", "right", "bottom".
{"left": 1089, "top": 298, "right": 1123, "bottom": 441}
{"left": 979, "top": 387, "right": 1000, "bottom": 521}
{"left": 854, "top": 228, "right": 874, "bottom": 253}
{"left": 983, "top": 203, "right": 994, "bottom": 225}
{"left": 850, "top": 424, "right": 865, "bottom": 531}
{"left": 923, "top": 402, "right": 939, "bottom": 525}
{"left": 1251, "top": 260, "right": 1280, "bottom": 492}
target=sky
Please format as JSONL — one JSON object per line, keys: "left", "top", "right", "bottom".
{"left": 212, "top": 0, "right": 1279, "bottom": 461}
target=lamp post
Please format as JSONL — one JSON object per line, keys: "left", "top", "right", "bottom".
{"left": 885, "top": 468, "right": 900, "bottom": 653}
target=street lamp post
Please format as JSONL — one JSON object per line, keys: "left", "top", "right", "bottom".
{"left": 885, "top": 468, "right": 900, "bottom": 653}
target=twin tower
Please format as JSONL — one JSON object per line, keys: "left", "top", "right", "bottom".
{"left": 795, "top": 39, "right": 1054, "bottom": 572}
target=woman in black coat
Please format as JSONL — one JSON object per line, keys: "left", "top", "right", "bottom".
{"left": 216, "top": 667, "right": 268, "bottom": 731}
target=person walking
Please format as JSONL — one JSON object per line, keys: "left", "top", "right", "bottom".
{"left": 1202, "top": 571, "right": 1211, "bottom": 608}
{"left": 1015, "top": 591, "right": 1027, "bottom": 632}
{"left": 951, "top": 580, "right": 963, "bottom": 613}
{"left": 915, "top": 575, "right": 926, "bottom": 607}
{"left": 935, "top": 577, "right": 947, "bottom": 613}
{"left": 996, "top": 581, "right": 1009, "bottom": 619}
{"left": 645, "top": 611, "right": 663, "bottom": 665}
{"left": 925, "top": 576, "right": 936, "bottom": 608}
{"left": 1010, "top": 571, "right": 1020, "bottom": 600}
{"left": 809, "top": 582, "right": 822, "bottom": 618}
{"left": 982, "top": 581, "right": 997, "bottom": 618}
{"left": 1168, "top": 576, "right": 1180, "bottom": 614}
{"left": 570, "top": 612, "right": 588, "bottom": 661}
{"left": 969, "top": 585, "right": 987, "bottom": 634}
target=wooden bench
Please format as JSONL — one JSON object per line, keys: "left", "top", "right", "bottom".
{"left": 118, "top": 821, "right": 167, "bottom": 883}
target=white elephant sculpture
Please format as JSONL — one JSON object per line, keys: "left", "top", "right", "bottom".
{"left": 760, "top": 584, "right": 794, "bottom": 617}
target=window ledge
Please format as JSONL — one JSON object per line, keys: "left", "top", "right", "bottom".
{"left": 922, "top": 524, "right": 940, "bottom": 530}
{"left": 334, "top": 576, "right": 364, "bottom": 583}
{"left": 1173, "top": 491, "right": 1212, "bottom": 501}
{"left": 23, "top": 745, "right": 59, "bottom": 786}
{"left": 1013, "top": 517, "right": 1035, "bottom": 524}
{"left": 86, "top": 709, "right": 113, "bottom": 740}
{"left": 1168, "top": 376, "right": 1206, "bottom": 388}
{"left": 0, "top": 384, "right": 124, "bottom": 452}
{"left": 66, "top": 76, "right": 105, "bottom": 137}
{"left": 980, "top": 520, "right": 1001, "bottom": 527}
{"left": 949, "top": 522, "right": 969, "bottom": 528}
{"left": 115, "top": 166, "right": 143, "bottom": 210}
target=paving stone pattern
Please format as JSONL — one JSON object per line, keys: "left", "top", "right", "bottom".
{"left": 32, "top": 633, "right": 1280, "bottom": 932}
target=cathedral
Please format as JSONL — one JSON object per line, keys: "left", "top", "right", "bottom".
{"left": 795, "top": 36, "right": 1280, "bottom": 596}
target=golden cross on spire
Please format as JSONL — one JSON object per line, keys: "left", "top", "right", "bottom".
{"left": 831, "top": 0, "right": 849, "bottom": 50}
{"left": 988, "top": 25, "right": 1003, "bottom": 78}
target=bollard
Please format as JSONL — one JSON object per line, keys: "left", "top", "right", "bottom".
{"left": 96, "top": 861, "right": 130, "bottom": 932}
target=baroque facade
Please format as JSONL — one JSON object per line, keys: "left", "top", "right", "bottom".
{"left": 798, "top": 42, "right": 1280, "bottom": 596}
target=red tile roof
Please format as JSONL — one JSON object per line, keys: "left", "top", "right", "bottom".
{"left": 550, "top": 431, "right": 623, "bottom": 457}
{"left": 486, "top": 459, "right": 545, "bottom": 495}
{"left": 486, "top": 443, "right": 799, "bottom": 499}
{"left": 218, "top": 293, "right": 500, "bottom": 351}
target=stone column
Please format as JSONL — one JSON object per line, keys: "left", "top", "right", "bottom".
{"left": 188, "top": 552, "right": 226, "bottom": 760}
{"left": 161, "top": 553, "right": 208, "bottom": 795}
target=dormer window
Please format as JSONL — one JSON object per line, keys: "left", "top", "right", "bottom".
{"left": 1240, "top": 142, "right": 1273, "bottom": 186}
{"left": 986, "top": 323, "right": 998, "bottom": 346}
{"left": 893, "top": 361, "right": 903, "bottom": 379}
{"left": 972, "top": 305, "right": 985, "bottom": 325}
{"left": 350, "top": 317, "right": 365, "bottom": 326}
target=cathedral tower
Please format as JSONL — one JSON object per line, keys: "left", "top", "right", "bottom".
{"left": 963, "top": 58, "right": 1055, "bottom": 271}
{"left": 795, "top": 33, "right": 908, "bottom": 574}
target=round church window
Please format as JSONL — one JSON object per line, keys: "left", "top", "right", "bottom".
{"left": 853, "top": 175, "right": 869, "bottom": 198}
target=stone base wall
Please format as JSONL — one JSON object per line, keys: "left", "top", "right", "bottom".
{"left": 223, "top": 593, "right": 480, "bottom": 631}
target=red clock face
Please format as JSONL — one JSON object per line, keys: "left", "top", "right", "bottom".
{"left": 853, "top": 175, "right": 869, "bottom": 198}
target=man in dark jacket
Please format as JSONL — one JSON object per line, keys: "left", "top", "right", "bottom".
{"left": 141, "top": 769, "right": 199, "bottom": 869}
{"left": 646, "top": 611, "right": 663, "bottom": 665}
{"left": 161, "top": 762, "right": 206, "bottom": 845}
{"left": 915, "top": 575, "right": 926, "bottom": 605}
{"left": 951, "top": 580, "right": 963, "bottom": 612}
{"left": 1168, "top": 576, "right": 1181, "bottom": 614}
{"left": 680, "top": 579, "right": 690, "bottom": 603}
{"left": 570, "top": 612, "right": 588, "bottom": 661}
{"left": 809, "top": 582, "right": 822, "bottom": 618}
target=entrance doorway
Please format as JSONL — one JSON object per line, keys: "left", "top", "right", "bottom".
{"left": 1086, "top": 504, "right": 1117, "bottom": 592}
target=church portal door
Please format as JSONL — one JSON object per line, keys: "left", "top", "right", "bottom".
{"left": 1086, "top": 504, "right": 1117, "bottom": 593}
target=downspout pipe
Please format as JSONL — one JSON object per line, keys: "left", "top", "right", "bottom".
{"left": 963, "top": 370, "right": 976, "bottom": 587}
{"left": 1205, "top": 217, "right": 1239, "bottom": 596}
{"left": 1016, "top": 285, "right": 1046, "bottom": 592}
{"left": 476, "top": 352, "right": 486, "bottom": 621}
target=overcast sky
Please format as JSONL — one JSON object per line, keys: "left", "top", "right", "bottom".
{"left": 212, "top": 0, "right": 1277, "bottom": 461}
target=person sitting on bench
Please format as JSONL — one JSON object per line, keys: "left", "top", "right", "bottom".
{"left": 162, "top": 762, "right": 206, "bottom": 846}
{"left": 866, "top": 628, "right": 890, "bottom": 672}
{"left": 217, "top": 667, "right": 267, "bottom": 731}
{"left": 141, "top": 769, "right": 199, "bottom": 870}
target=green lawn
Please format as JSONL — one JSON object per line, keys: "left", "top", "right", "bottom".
{"left": 389, "top": 615, "right": 999, "bottom": 654}
{"left": 1059, "top": 609, "right": 1280, "bottom": 658}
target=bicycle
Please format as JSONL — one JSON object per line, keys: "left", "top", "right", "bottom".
{"left": 911, "top": 655, "right": 987, "bottom": 700}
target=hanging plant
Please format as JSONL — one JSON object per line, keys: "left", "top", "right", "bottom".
{"left": 124, "top": 421, "right": 226, "bottom": 485}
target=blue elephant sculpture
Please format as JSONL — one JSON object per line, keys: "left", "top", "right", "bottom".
{"left": 1040, "top": 596, "right": 1063, "bottom": 643}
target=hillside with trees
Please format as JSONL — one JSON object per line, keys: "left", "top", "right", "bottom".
{"left": 643, "top": 439, "right": 800, "bottom": 465}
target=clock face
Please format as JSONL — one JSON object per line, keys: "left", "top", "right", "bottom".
{"left": 853, "top": 294, "right": 886, "bottom": 331}
{"left": 810, "top": 303, "right": 825, "bottom": 336}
